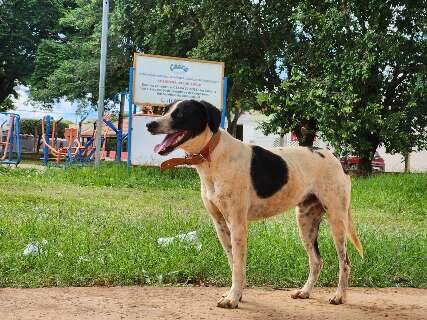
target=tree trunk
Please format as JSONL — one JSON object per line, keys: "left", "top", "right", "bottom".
{"left": 359, "top": 143, "right": 379, "bottom": 175}
{"left": 279, "top": 133, "right": 285, "bottom": 147}
{"left": 294, "top": 119, "right": 317, "bottom": 147}
{"left": 0, "top": 78, "right": 14, "bottom": 108}
{"left": 227, "top": 108, "right": 242, "bottom": 137}
{"left": 358, "top": 156, "right": 373, "bottom": 175}
{"left": 36, "top": 134, "right": 42, "bottom": 154}
{"left": 404, "top": 153, "right": 410, "bottom": 173}
{"left": 33, "top": 126, "right": 39, "bottom": 153}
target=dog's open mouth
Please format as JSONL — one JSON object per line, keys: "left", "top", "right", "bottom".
{"left": 154, "top": 130, "right": 191, "bottom": 155}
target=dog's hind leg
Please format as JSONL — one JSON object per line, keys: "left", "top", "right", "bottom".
{"left": 327, "top": 212, "right": 350, "bottom": 305}
{"left": 291, "top": 201, "right": 324, "bottom": 299}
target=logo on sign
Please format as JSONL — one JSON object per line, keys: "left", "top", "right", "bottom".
{"left": 170, "top": 63, "right": 189, "bottom": 74}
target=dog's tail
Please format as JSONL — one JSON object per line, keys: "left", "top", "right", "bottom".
{"left": 347, "top": 206, "right": 364, "bottom": 257}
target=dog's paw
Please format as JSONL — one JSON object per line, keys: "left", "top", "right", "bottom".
{"left": 222, "top": 291, "right": 243, "bottom": 302}
{"left": 329, "top": 295, "right": 344, "bottom": 305}
{"left": 291, "top": 289, "right": 310, "bottom": 299}
{"left": 217, "top": 296, "right": 239, "bottom": 309}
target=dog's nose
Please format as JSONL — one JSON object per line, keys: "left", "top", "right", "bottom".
{"left": 146, "top": 121, "right": 159, "bottom": 132}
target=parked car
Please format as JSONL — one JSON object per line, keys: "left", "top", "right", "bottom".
{"left": 340, "top": 151, "right": 385, "bottom": 172}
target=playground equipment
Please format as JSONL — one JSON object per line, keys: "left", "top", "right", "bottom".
{"left": 0, "top": 112, "right": 21, "bottom": 166}
{"left": 42, "top": 115, "right": 89, "bottom": 164}
{"left": 41, "top": 110, "right": 128, "bottom": 165}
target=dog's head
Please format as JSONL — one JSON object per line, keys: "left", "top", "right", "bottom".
{"left": 146, "top": 100, "right": 221, "bottom": 155}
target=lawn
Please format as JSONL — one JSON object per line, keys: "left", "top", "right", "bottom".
{"left": 0, "top": 163, "right": 425, "bottom": 288}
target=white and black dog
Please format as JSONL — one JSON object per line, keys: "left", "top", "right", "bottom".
{"left": 147, "top": 100, "right": 363, "bottom": 309}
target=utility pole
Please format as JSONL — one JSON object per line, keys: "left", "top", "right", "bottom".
{"left": 95, "top": 0, "right": 109, "bottom": 166}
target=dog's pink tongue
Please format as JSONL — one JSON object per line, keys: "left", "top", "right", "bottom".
{"left": 154, "top": 132, "right": 181, "bottom": 154}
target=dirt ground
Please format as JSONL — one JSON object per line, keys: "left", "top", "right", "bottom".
{"left": 0, "top": 287, "right": 425, "bottom": 320}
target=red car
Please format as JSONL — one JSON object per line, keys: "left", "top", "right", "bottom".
{"left": 340, "top": 151, "right": 385, "bottom": 172}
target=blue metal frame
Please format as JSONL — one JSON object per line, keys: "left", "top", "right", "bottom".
{"left": 43, "top": 115, "right": 51, "bottom": 165}
{"left": 127, "top": 67, "right": 134, "bottom": 167}
{"left": 0, "top": 112, "right": 21, "bottom": 166}
{"left": 111, "top": 92, "right": 128, "bottom": 163}
{"left": 220, "top": 76, "right": 228, "bottom": 129}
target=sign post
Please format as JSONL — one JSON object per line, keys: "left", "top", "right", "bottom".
{"left": 127, "top": 53, "right": 228, "bottom": 167}
{"left": 133, "top": 53, "right": 224, "bottom": 107}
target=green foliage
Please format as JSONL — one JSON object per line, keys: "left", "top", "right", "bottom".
{"left": 0, "top": 97, "right": 14, "bottom": 112}
{"left": 8, "top": 0, "right": 426, "bottom": 174}
{"left": 29, "top": 0, "right": 129, "bottom": 108}
{"left": 29, "top": 0, "right": 293, "bottom": 133}
{"left": 186, "top": 0, "right": 292, "bottom": 133}
{"left": 0, "top": 0, "right": 66, "bottom": 106}
{"left": 0, "top": 164, "right": 425, "bottom": 288}
{"left": 259, "top": 0, "right": 427, "bottom": 172}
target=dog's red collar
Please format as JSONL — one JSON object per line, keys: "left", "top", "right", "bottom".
{"left": 160, "top": 132, "right": 221, "bottom": 171}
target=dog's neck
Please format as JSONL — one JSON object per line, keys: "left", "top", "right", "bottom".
{"left": 179, "top": 128, "right": 219, "bottom": 155}
{"left": 180, "top": 128, "right": 237, "bottom": 174}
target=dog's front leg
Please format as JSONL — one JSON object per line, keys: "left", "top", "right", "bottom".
{"left": 203, "top": 198, "right": 233, "bottom": 268}
{"left": 217, "top": 212, "right": 248, "bottom": 309}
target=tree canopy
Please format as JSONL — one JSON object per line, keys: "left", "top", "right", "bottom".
{"left": 29, "top": 0, "right": 295, "bottom": 134}
{"left": 0, "top": 0, "right": 68, "bottom": 111}
{"left": 259, "top": 0, "right": 426, "bottom": 172}
{"left": 5, "top": 0, "right": 426, "bottom": 173}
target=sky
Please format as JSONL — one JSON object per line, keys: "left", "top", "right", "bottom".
{"left": 10, "top": 85, "right": 98, "bottom": 123}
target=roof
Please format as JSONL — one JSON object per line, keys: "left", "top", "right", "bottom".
{"left": 76, "top": 118, "right": 129, "bottom": 138}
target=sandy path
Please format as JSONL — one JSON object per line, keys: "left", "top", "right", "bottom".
{"left": 0, "top": 287, "right": 425, "bottom": 320}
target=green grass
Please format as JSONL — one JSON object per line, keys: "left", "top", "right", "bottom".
{"left": 0, "top": 163, "right": 425, "bottom": 288}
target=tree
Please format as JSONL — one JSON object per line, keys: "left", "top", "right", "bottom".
{"left": 29, "top": 0, "right": 129, "bottom": 109}
{"left": 30, "top": 0, "right": 294, "bottom": 136}
{"left": 187, "top": 0, "right": 293, "bottom": 135}
{"left": 260, "top": 0, "right": 427, "bottom": 174}
{"left": 0, "top": 0, "right": 67, "bottom": 110}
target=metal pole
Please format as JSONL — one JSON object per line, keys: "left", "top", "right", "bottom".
{"left": 116, "top": 93, "right": 125, "bottom": 163}
{"left": 127, "top": 67, "right": 133, "bottom": 168}
{"left": 220, "top": 76, "right": 228, "bottom": 129}
{"left": 95, "top": 0, "right": 109, "bottom": 166}
{"left": 44, "top": 116, "right": 50, "bottom": 165}
{"left": 14, "top": 114, "right": 21, "bottom": 165}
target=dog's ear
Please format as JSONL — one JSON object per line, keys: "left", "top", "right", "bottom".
{"left": 200, "top": 100, "right": 221, "bottom": 133}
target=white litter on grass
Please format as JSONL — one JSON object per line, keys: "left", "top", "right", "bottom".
{"left": 157, "top": 231, "right": 202, "bottom": 251}
{"left": 78, "top": 255, "right": 90, "bottom": 262}
{"left": 23, "top": 243, "right": 40, "bottom": 256}
{"left": 23, "top": 239, "right": 48, "bottom": 256}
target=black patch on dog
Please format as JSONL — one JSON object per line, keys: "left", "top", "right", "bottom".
{"left": 313, "top": 219, "right": 321, "bottom": 258}
{"left": 300, "top": 193, "right": 319, "bottom": 207}
{"left": 250, "top": 146, "right": 288, "bottom": 198}
{"left": 307, "top": 147, "right": 325, "bottom": 158}
{"left": 200, "top": 100, "right": 221, "bottom": 133}
{"left": 170, "top": 100, "right": 220, "bottom": 137}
